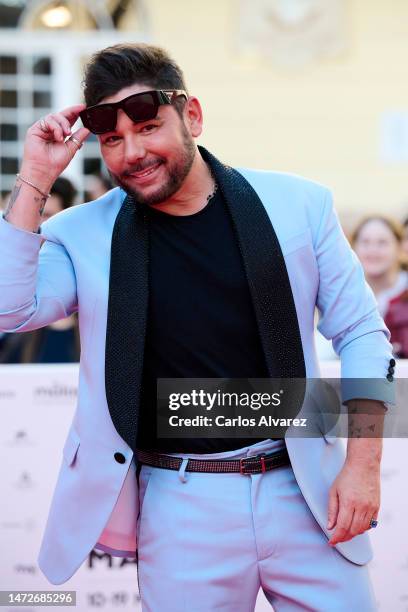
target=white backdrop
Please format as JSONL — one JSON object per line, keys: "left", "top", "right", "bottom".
{"left": 0, "top": 363, "right": 407, "bottom": 611}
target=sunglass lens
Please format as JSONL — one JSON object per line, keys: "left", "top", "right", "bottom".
{"left": 124, "top": 92, "right": 158, "bottom": 123}
{"left": 81, "top": 105, "right": 116, "bottom": 134}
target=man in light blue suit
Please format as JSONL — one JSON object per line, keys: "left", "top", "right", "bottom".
{"left": 0, "top": 44, "right": 395, "bottom": 610}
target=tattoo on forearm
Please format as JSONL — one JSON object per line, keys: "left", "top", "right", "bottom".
{"left": 35, "top": 194, "right": 47, "bottom": 216}
{"left": 3, "top": 183, "right": 21, "bottom": 220}
{"left": 3, "top": 182, "right": 47, "bottom": 221}
{"left": 347, "top": 401, "right": 384, "bottom": 438}
{"left": 349, "top": 416, "right": 381, "bottom": 438}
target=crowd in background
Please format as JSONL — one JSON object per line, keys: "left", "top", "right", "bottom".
{"left": 1, "top": 178, "right": 408, "bottom": 363}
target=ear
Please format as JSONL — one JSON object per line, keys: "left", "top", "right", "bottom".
{"left": 183, "top": 96, "right": 203, "bottom": 138}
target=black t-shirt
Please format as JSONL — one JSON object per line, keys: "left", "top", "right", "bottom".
{"left": 136, "top": 188, "right": 272, "bottom": 453}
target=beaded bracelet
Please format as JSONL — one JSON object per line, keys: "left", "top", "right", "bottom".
{"left": 16, "top": 173, "right": 51, "bottom": 200}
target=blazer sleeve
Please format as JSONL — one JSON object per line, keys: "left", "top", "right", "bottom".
{"left": 314, "top": 188, "right": 396, "bottom": 406}
{"left": 0, "top": 215, "right": 77, "bottom": 333}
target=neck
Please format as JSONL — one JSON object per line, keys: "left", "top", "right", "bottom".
{"left": 149, "top": 148, "right": 215, "bottom": 216}
{"left": 367, "top": 267, "right": 400, "bottom": 295}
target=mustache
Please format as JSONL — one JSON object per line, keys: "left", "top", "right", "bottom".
{"left": 122, "top": 157, "right": 165, "bottom": 176}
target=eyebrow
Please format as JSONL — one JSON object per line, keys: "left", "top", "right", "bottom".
{"left": 136, "top": 114, "right": 163, "bottom": 125}
{"left": 100, "top": 114, "right": 164, "bottom": 138}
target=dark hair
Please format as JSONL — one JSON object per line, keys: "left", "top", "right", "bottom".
{"left": 50, "top": 176, "right": 77, "bottom": 210}
{"left": 82, "top": 43, "right": 188, "bottom": 116}
{"left": 91, "top": 171, "right": 114, "bottom": 191}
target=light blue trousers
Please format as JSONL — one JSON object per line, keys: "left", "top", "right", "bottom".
{"left": 136, "top": 438, "right": 376, "bottom": 611}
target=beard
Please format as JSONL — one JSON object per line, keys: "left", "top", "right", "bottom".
{"left": 109, "top": 123, "right": 196, "bottom": 207}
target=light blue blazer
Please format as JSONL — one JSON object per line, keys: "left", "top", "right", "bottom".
{"left": 0, "top": 169, "right": 395, "bottom": 585}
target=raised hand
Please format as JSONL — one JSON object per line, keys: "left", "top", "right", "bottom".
{"left": 4, "top": 104, "right": 91, "bottom": 232}
{"left": 21, "top": 104, "right": 90, "bottom": 185}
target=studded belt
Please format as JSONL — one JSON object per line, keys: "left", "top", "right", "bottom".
{"left": 136, "top": 447, "right": 290, "bottom": 475}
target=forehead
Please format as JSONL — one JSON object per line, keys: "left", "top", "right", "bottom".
{"left": 359, "top": 219, "right": 396, "bottom": 240}
{"left": 100, "top": 83, "right": 154, "bottom": 104}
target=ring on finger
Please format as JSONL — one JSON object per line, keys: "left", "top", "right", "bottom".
{"left": 369, "top": 519, "right": 378, "bottom": 529}
{"left": 39, "top": 118, "right": 49, "bottom": 133}
{"left": 68, "top": 136, "right": 82, "bottom": 150}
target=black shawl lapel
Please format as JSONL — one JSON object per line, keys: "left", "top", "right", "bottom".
{"left": 105, "top": 147, "right": 306, "bottom": 451}
{"left": 198, "top": 145, "right": 306, "bottom": 380}
{"left": 105, "top": 195, "right": 148, "bottom": 452}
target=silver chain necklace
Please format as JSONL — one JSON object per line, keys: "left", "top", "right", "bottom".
{"left": 206, "top": 181, "right": 218, "bottom": 204}
{"left": 206, "top": 164, "right": 218, "bottom": 205}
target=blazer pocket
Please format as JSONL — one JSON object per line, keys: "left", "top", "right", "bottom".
{"left": 62, "top": 425, "right": 80, "bottom": 467}
{"left": 280, "top": 229, "right": 313, "bottom": 257}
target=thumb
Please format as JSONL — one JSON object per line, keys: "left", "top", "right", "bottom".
{"left": 327, "top": 487, "right": 339, "bottom": 530}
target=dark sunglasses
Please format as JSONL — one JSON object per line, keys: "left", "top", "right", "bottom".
{"left": 79, "top": 89, "right": 187, "bottom": 134}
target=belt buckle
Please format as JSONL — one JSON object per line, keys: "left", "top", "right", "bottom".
{"left": 239, "top": 453, "right": 266, "bottom": 475}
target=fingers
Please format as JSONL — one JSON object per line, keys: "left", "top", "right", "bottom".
{"left": 327, "top": 488, "right": 339, "bottom": 531}
{"left": 71, "top": 126, "right": 90, "bottom": 142}
{"left": 65, "top": 127, "right": 90, "bottom": 154}
{"left": 34, "top": 104, "right": 87, "bottom": 140}
{"left": 328, "top": 502, "right": 379, "bottom": 545}
{"left": 349, "top": 509, "right": 370, "bottom": 538}
{"left": 367, "top": 508, "right": 379, "bottom": 530}
{"left": 370, "top": 511, "right": 379, "bottom": 525}
{"left": 40, "top": 115, "right": 70, "bottom": 142}
{"left": 328, "top": 503, "right": 354, "bottom": 546}
{"left": 34, "top": 112, "right": 90, "bottom": 152}
{"left": 59, "top": 104, "right": 87, "bottom": 126}
{"left": 367, "top": 511, "right": 378, "bottom": 529}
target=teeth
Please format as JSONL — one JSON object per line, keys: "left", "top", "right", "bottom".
{"left": 134, "top": 164, "right": 159, "bottom": 178}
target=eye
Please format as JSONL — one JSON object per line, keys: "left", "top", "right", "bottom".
{"left": 102, "top": 135, "right": 121, "bottom": 145}
{"left": 141, "top": 123, "right": 158, "bottom": 133}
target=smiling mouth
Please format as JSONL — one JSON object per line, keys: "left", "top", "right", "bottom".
{"left": 127, "top": 162, "right": 162, "bottom": 180}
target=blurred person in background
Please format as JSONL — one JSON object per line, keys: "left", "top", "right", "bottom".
{"left": 1, "top": 193, "right": 10, "bottom": 211}
{"left": 351, "top": 215, "right": 408, "bottom": 357}
{"left": 0, "top": 176, "right": 80, "bottom": 363}
{"left": 85, "top": 171, "right": 113, "bottom": 201}
{"left": 42, "top": 175, "right": 77, "bottom": 221}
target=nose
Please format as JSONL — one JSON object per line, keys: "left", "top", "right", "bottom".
{"left": 116, "top": 109, "right": 146, "bottom": 164}
{"left": 124, "top": 135, "right": 146, "bottom": 166}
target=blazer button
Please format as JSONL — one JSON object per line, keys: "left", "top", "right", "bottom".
{"left": 386, "top": 374, "right": 394, "bottom": 382}
{"left": 114, "top": 452, "right": 126, "bottom": 464}
{"left": 389, "top": 358, "right": 396, "bottom": 367}
{"left": 388, "top": 367, "right": 395, "bottom": 375}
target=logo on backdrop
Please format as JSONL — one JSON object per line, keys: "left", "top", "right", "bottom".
{"left": 14, "top": 563, "right": 37, "bottom": 575}
{"left": 1, "top": 518, "right": 37, "bottom": 532}
{"left": 0, "top": 389, "right": 16, "bottom": 400}
{"left": 33, "top": 380, "right": 77, "bottom": 404}
{"left": 88, "top": 550, "right": 138, "bottom": 571}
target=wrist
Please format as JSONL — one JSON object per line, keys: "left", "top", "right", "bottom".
{"left": 19, "top": 162, "right": 55, "bottom": 194}
{"left": 346, "top": 437, "right": 382, "bottom": 467}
